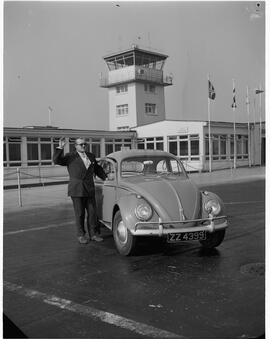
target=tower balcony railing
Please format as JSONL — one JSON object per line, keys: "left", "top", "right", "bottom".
{"left": 100, "top": 70, "right": 173, "bottom": 88}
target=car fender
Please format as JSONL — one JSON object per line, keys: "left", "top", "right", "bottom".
{"left": 117, "top": 193, "right": 139, "bottom": 231}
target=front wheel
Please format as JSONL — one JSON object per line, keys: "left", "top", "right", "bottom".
{"left": 113, "top": 210, "right": 137, "bottom": 256}
{"left": 199, "top": 230, "right": 226, "bottom": 249}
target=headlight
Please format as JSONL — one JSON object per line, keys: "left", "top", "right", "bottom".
{"left": 135, "top": 201, "right": 153, "bottom": 221}
{"left": 204, "top": 199, "right": 221, "bottom": 216}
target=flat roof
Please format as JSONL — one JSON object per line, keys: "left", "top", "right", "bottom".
{"left": 103, "top": 45, "right": 168, "bottom": 61}
{"left": 3, "top": 126, "right": 137, "bottom": 137}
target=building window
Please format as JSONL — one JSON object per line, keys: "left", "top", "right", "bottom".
{"left": 144, "top": 84, "right": 156, "bottom": 93}
{"left": 145, "top": 138, "right": 154, "bottom": 150}
{"left": 27, "top": 144, "right": 39, "bottom": 165}
{"left": 41, "top": 144, "right": 51, "bottom": 161}
{"left": 105, "top": 143, "right": 114, "bottom": 155}
{"left": 92, "top": 144, "right": 101, "bottom": 158}
{"left": 230, "top": 135, "right": 234, "bottom": 159}
{"left": 212, "top": 135, "right": 219, "bottom": 160}
{"left": 179, "top": 135, "right": 188, "bottom": 159}
{"left": 219, "top": 135, "right": 227, "bottom": 159}
{"left": 3, "top": 138, "right": 7, "bottom": 166}
{"left": 236, "top": 135, "right": 248, "bottom": 159}
{"left": 205, "top": 137, "right": 209, "bottom": 156}
{"left": 243, "top": 136, "right": 248, "bottom": 155}
{"left": 169, "top": 141, "right": 177, "bottom": 155}
{"left": 137, "top": 137, "right": 164, "bottom": 151}
{"left": 88, "top": 138, "right": 100, "bottom": 158}
{"left": 117, "top": 126, "right": 130, "bottom": 131}
{"left": 145, "top": 103, "right": 156, "bottom": 115}
{"left": 168, "top": 136, "right": 177, "bottom": 155}
{"left": 149, "top": 84, "right": 156, "bottom": 93}
{"left": 116, "top": 84, "right": 128, "bottom": 93}
{"left": 27, "top": 136, "right": 54, "bottom": 166}
{"left": 156, "top": 137, "right": 164, "bottom": 150}
{"left": 205, "top": 134, "right": 238, "bottom": 161}
{"left": 116, "top": 104, "right": 128, "bottom": 116}
{"left": 8, "top": 137, "right": 22, "bottom": 166}
{"left": 105, "top": 138, "right": 132, "bottom": 155}
{"left": 168, "top": 134, "right": 199, "bottom": 161}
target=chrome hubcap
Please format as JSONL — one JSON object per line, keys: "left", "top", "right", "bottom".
{"left": 117, "top": 220, "right": 127, "bottom": 244}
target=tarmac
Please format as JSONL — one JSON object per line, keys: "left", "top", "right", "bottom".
{"left": 3, "top": 166, "right": 266, "bottom": 211}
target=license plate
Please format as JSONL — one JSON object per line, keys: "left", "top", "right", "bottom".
{"left": 167, "top": 231, "right": 206, "bottom": 243}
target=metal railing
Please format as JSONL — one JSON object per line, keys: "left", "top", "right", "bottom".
{"left": 100, "top": 73, "right": 173, "bottom": 87}
{"left": 4, "top": 167, "right": 69, "bottom": 207}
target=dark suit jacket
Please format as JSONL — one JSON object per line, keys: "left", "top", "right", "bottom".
{"left": 53, "top": 148, "right": 106, "bottom": 197}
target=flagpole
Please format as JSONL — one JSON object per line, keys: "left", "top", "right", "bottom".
{"left": 232, "top": 79, "right": 236, "bottom": 169}
{"left": 259, "top": 84, "right": 262, "bottom": 166}
{"left": 246, "top": 86, "right": 251, "bottom": 167}
{"left": 253, "top": 97, "right": 256, "bottom": 166}
{"left": 208, "top": 74, "right": 212, "bottom": 173}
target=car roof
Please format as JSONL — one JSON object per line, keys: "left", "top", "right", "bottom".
{"left": 106, "top": 149, "right": 176, "bottom": 162}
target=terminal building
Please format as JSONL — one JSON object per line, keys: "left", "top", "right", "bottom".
{"left": 99, "top": 45, "right": 265, "bottom": 172}
{"left": 4, "top": 45, "right": 265, "bottom": 183}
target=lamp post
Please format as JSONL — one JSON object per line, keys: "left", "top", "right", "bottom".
{"left": 255, "top": 86, "right": 264, "bottom": 166}
{"left": 246, "top": 86, "right": 251, "bottom": 167}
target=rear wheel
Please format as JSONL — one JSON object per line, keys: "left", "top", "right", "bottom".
{"left": 199, "top": 230, "right": 225, "bottom": 249}
{"left": 113, "top": 210, "right": 137, "bottom": 256}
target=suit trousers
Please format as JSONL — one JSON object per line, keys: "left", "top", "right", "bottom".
{"left": 71, "top": 197, "right": 99, "bottom": 237}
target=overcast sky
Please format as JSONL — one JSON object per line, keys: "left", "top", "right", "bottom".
{"left": 4, "top": 1, "right": 265, "bottom": 130}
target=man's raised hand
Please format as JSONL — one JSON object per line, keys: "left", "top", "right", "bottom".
{"left": 59, "top": 137, "right": 67, "bottom": 149}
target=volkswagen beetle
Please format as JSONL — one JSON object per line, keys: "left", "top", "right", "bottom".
{"left": 95, "top": 150, "right": 228, "bottom": 256}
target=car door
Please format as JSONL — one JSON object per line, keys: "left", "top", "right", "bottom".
{"left": 95, "top": 159, "right": 117, "bottom": 228}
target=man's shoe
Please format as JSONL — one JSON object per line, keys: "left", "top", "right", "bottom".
{"left": 91, "top": 235, "right": 103, "bottom": 242}
{"left": 78, "top": 236, "right": 88, "bottom": 244}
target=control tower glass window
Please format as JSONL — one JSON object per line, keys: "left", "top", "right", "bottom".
{"left": 104, "top": 49, "right": 166, "bottom": 71}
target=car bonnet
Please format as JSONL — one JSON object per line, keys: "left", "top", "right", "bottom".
{"left": 119, "top": 176, "right": 201, "bottom": 222}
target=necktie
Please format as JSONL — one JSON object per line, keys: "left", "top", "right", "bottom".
{"left": 81, "top": 152, "right": 90, "bottom": 169}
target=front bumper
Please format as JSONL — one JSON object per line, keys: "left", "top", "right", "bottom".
{"left": 132, "top": 215, "right": 228, "bottom": 237}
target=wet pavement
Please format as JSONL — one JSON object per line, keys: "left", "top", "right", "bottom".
{"left": 3, "top": 173, "right": 265, "bottom": 338}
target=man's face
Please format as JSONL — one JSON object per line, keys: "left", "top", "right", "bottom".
{"left": 75, "top": 138, "right": 87, "bottom": 153}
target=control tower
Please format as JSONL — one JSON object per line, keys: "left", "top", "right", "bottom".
{"left": 100, "top": 45, "right": 172, "bottom": 131}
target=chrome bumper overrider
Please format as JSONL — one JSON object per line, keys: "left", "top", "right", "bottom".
{"left": 132, "top": 215, "right": 228, "bottom": 236}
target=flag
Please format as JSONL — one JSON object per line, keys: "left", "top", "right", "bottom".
{"left": 231, "top": 86, "right": 237, "bottom": 108}
{"left": 255, "top": 89, "right": 264, "bottom": 94}
{"left": 208, "top": 80, "right": 216, "bottom": 100}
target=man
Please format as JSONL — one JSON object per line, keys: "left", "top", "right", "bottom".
{"left": 53, "top": 137, "right": 107, "bottom": 244}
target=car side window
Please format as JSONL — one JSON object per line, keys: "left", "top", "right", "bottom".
{"left": 156, "top": 160, "right": 169, "bottom": 173}
{"left": 100, "top": 160, "right": 115, "bottom": 181}
{"left": 170, "top": 159, "right": 182, "bottom": 173}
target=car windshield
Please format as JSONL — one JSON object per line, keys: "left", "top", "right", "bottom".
{"left": 121, "top": 156, "right": 187, "bottom": 178}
